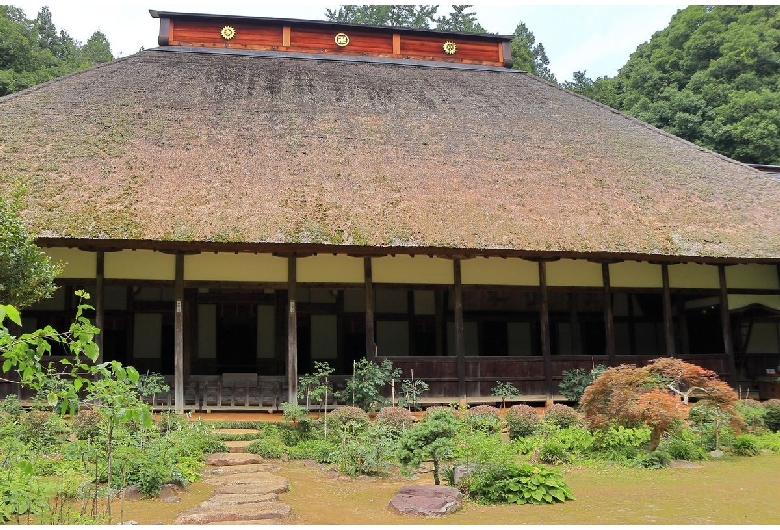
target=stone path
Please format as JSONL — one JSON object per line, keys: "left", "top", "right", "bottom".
{"left": 174, "top": 451, "right": 291, "bottom": 524}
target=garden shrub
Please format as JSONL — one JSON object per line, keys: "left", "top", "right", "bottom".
{"left": 505, "top": 404, "right": 541, "bottom": 439}
{"left": 335, "top": 424, "right": 396, "bottom": 476}
{"left": 543, "top": 404, "right": 583, "bottom": 429}
{"left": 328, "top": 406, "right": 370, "bottom": 440}
{"left": 763, "top": 399, "right": 780, "bottom": 432}
{"left": 424, "top": 405, "right": 459, "bottom": 419}
{"left": 558, "top": 364, "right": 606, "bottom": 403}
{"left": 731, "top": 434, "right": 760, "bottom": 456}
{"left": 461, "top": 462, "right": 574, "bottom": 505}
{"left": 633, "top": 450, "right": 672, "bottom": 469}
{"left": 375, "top": 406, "right": 415, "bottom": 434}
{"left": 465, "top": 405, "right": 503, "bottom": 434}
{"left": 752, "top": 431, "right": 780, "bottom": 452}
{"left": 287, "top": 439, "right": 337, "bottom": 463}
{"left": 18, "top": 410, "right": 71, "bottom": 449}
{"left": 734, "top": 399, "right": 765, "bottom": 432}
{"left": 0, "top": 394, "right": 23, "bottom": 418}
{"left": 658, "top": 428, "right": 708, "bottom": 461}
{"left": 535, "top": 439, "right": 570, "bottom": 465}
{"left": 246, "top": 436, "right": 286, "bottom": 459}
{"left": 688, "top": 401, "right": 736, "bottom": 451}
{"left": 591, "top": 425, "right": 652, "bottom": 462}
{"left": 73, "top": 409, "right": 103, "bottom": 440}
{"left": 157, "top": 410, "right": 187, "bottom": 434}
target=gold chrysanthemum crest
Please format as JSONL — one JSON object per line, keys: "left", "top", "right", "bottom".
{"left": 220, "top": 26, "right": 236, "bottom": 40}
{"left": 443, "top": 41, "right": 457, "bottom": 55}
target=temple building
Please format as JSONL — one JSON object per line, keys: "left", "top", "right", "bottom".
{"left": 2, "top": 10, "right": 779, "bottom": 411}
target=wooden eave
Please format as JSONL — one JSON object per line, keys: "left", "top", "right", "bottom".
{"left": 35, "top": 237, "right": 780, "bottom": 266}
{"left": 150, "top": 9, "right": 514, "bottom": 68}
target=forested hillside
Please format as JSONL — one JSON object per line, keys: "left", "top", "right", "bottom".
{"left": 567, "top": 6, "right": 780, "bottom": 165}
{"left": 0, "top": 5, "right": 113, "bottom": 96}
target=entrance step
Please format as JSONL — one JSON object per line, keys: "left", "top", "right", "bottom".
{"left": 224, "top": 440, "right": 255, "bottom": 453}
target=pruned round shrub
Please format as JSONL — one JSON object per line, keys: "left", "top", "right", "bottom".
{"left": 424, "top": 405, "right": 459, "bottom": 419}
{"left": 732, "top": 434, "right": 760, "bottom": 456}
{"left": 328, "top": 406, "right": 370, "bottom": 436}
{"left": 287, "top": 439, "right": 337, "bottom": 463}
{"left": 466, "top": 405, "right": 503, "bottom": 434}
{"left": 73, "top": 408, "right": 103, "bottom": 439}
{"left": 543, "top": 404, "right": 583, "bottom": 429}
{"left": 375, "top": 406, "right": 415, "bottom": 432}
{"left": 505, "top": 404, "right": 541, "bottom": 439}
{"left": 0, "top": 394, "right": 23, "bottom": 418}
{"left": 18, "top": 410, "right": 71, "bottom": 448}
{"left": 763, "top": 399, "right": 780, "bottom": 433}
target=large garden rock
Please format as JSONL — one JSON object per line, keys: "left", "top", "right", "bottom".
{"left": 205, "top": 453, "right": 264, "bottom": 466}
{"left": 388, "top": 485, "right": 463, "bottom": 516}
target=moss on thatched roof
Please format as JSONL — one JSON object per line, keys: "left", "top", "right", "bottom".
{"left": 1, "top": 49, "right": 779, "bottom": 260}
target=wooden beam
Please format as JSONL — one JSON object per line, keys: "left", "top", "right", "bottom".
{"left": 392, "top": 33, "right": 401, "bottom": 54}
{"left": 364, "top": 258, "right": 376, "bottom": 360}
{"left": 174, "top": 253, "right": 184, "bottom": 414}
{"left": 602, "top": 263, "right": 615, "bottom": 365}
{"left": 95, "top": 251, "right": 104, "bottom": 364}
{"left": 719, "top": 265, "right": 737, "bottom": 385}
{"left": 662, "top": 264, "right": 676, "bottom": 357}
{"left": 287, "top": 256, "right": 298, "bottom": 404}
{"left": 282, "top": 25, "right": 291, "bottom": 47}
{"left": 454, "top": 259, "right": 466, "bottom": 399}
{"left": 539, "top": 261, "right": 553, "bottom": 405}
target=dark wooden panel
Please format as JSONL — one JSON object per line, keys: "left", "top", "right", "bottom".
{"left": 172, "top": 20, "right": 283, "bottom": 47}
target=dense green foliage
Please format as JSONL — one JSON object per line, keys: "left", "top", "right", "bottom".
{"left": 463, "top": 462, "right": 574, "bottom": 505}
{"left": 325, "top": 5, "right": 483, "bottom": 32}
{"left": 0, "top": 5, "right": 113, "bottom": 96}
{"left": 338, "top": 358, "right": 400, "bottom": 412}
{"left": 0, "top": 199, "right": 61, "bottom": 308}
{"left": 568, "top": 6, "right": 780, "bottom": 164}
{"left": 558, "top": 365, "right": 607, "bottom": 403}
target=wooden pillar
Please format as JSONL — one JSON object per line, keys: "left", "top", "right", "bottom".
{"left": 174, "top": 253, "right": 184, "bottom": 414}
{"left": 95, "top": 251, "right": 105, "bottom": 364}
{"left": 454, "top": 259, "right": 466, "bottom": 399}
{"left": 539, "top": 261, "right": 553, "bottom": 404}
{"left": 364, "top": 258, "right": 376, "bottom": 361}
{"left": 719, "top": 265, "right": 737, "bottom": 384}
{"left": 569, "top": 293, "right": 582, "bottom": 356}
{"left": 602, "top": 263, "right": 615, "bottom": 366}
{"left": 662, "top": 264, "right": 676, "bottom": 357}
{"left": 287, "top": 256, "right": 298, "bottom": 404}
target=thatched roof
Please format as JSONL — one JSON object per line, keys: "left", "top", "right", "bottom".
{"left": 2, "top": 47, "right": 780, "bottom": 261}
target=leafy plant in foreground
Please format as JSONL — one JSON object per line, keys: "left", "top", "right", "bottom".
{"left": 462, "top": 462, "right": 574, "bottom": 505}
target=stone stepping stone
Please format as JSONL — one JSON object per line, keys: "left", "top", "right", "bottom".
{"left": 174, "top": 501, "right": 291, "bottom": 524}
{"left": 225, "top": 440, "right": 254, "bottom": 453}
{"left": 205, "top": 452, "right": 264, "bottom": 466}
{"left": 214, "top": 428, "right": 261, "bottom": 436}
{"left": 388, "top": 485, "right": 463, "bottom": 517}
{"left": 202, "top": 463, "right": 281, "bottom": 476}
{"left": 211, "top": 475, "right": 290, "bottom": 495}
{"left": 205, "top": 472, "right": 289, "bottom": 488}
{"left": 200, "top": 493, "right": 279, "bottom": 507}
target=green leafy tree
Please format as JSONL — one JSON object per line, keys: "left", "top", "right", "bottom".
{"left": 339, "top": 358, "right": 400, "bottom": 412}
{"left": 325, "top": 5, "right": 439, "bottom": 29}
{"left": 397, "top": 407, "right": 458, "bottom": 484}
{"left": 435, "top": 5, "right": 485, "bottom": 33}
{"left": 491, "top": 380, "right": 520, "bottom": 409}
{"left": 581, "top": 5, "right": 780, "bottom": 164}
{"left": 510, "top": 21, "right": 556, "bottom": 83}
{"left": 0, "top": 5, "right": 114, "bottom": 96}
{"left": 0, "top": 199, "right": 61, "bottom": 308}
